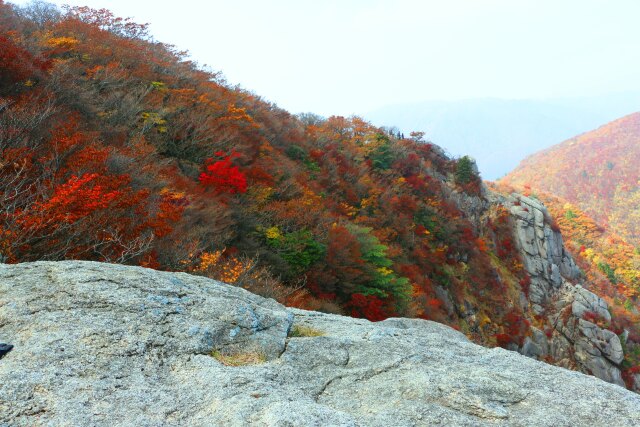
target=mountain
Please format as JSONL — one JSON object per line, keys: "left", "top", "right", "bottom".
{"left": 499, "top": 112, "right": 640, "bottom": 389}
{"left": 503, "top": 112, "right": 640, "bottom": 245}
{"left": 365, "top": 96, "right": 640, "bottom": 180}
{"left": 1, "top": 1, "right": 639, "bottom": 392}
{"left": 2, "top": 261, "right": 640, "bottom": 426}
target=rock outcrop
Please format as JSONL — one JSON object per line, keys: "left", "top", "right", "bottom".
{"left": 1, "top": 261, "right": 639, "bottom": 426}
{"left": 505, "top": 194, "right": 626, "bottom": 387}
{"left": 507, "top": 193, "right": 580, "bottom": 313}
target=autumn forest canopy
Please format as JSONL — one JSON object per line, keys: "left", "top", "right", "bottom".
{"left": 0, "top": 0, "right": 493, "bottom": 322}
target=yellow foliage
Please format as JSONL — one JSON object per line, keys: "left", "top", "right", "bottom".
{"left": 46, "top": 36, "right": 79, "bottom": 49}
{"left": 360, "top": 188, "right": 382, "bottom": 210}
{"left": 218, "top": 257, "right": 253, "bottom": 283}
{"left": 360, "top": 196, "right": 375, "bottom": 209}
{"left": 479, "top": 313, "right": 492, "bottom": 327}
{"left": 150, "top": 81, "right": 167, "bottom": 91}
{"left": 159, "top": 188, "right": 186, "bottom": 201}
{"left": 197, "top": 250, "right": 224, "bottom": 271}
{"left": 260, "top": 141, "right": 274, "bottom": 153}
{"left": 301, "top": 187, "right": 322, "bottom": 207}
{"left": 250, "top": 186, "right": 274, "bottom": 205}
{"left": 194, "top": 250, "right": 255, "bottom": 284}
{"left": 377, "top": 267, "right": 393, "bottom": 276}
{"left": 340, "top": 202, "right": 357, "bottom": 217}
{"left": 460, "top": 262, "right": 469, "bottom": 274}
{"left": 141, "top": 112, "right": 167, "bottom": 129}
{"left": 223, "top": 106, "right": 258, "bottom": 128}
{"left": 583, "top": 248, "right": 595, "bottom": 261}
{"left": 265, "top": 226, "right": 281, "bottom": 240}
{"left": 97, "top": 110, "right": 115, "bottom": 118}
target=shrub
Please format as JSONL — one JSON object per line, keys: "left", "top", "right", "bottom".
{"left": 597, "top": 262, "right": 617, "bottom": 284}
{"left": 266, "top": 229, "right": 326, "bottom": 276}
{"left": 581, "top": 310, "right": 599, "bottom": 323}
{"left": 500, "top": 309, "right": 531, "bottom": 347}
{"left": 495, "top": 333, "right": 512, "bottom": 348}
{"left": 348, "top": 293, "right": 387, "bottom": 321}
{"left": 192, "top": 250, "right": 303, "bottom": 304}
{"left": 621, "top": 365, "right": 640, "bottom": 389}
{"left": 519, "top": 276, "right": 531, "bottom": 298}
{"left": 199, "top": 151, "right": 247, "bottom": 194}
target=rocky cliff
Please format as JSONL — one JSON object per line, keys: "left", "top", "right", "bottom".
{"left": 441, "top": 169, "right": 633, "bottom": 390}
{"left": 501, "top": 193, "right": 627, "bottom": 387}
{"left": 1, "top": 261, "right": 639, "bottom": 426}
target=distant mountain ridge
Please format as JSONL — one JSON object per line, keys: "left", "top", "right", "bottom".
{"left": 365, "top": 94, "right": 640, "bottom": 180}
{"left": 503, "top": 112, "right": 640, "bottom": 245}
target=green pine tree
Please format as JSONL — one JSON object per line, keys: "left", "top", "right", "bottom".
{"left": 455, "top": 156, "right": 475, "bottom": 184}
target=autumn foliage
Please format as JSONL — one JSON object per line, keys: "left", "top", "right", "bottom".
{"left": 0, "top": 0, "right": 499, "bottom": 322}
{"left": 504, "top": 112, "right": 640, "bottom": 246}
{"left": 2, "top": 1, "right": 637, "bottom": 390}
{"left": 199, "top": 152, "right": 247, "bottom": 194}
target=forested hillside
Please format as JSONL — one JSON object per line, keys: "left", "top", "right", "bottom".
{"left": 504, "top": 112, "right": 640, "bottom": 244}
{"left": 1, "top": 1, "right": 638, "bottom": 391}
{"left": 0, "top": 1, "right": 523, "bottom": 327}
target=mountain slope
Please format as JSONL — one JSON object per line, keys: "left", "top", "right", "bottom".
{"left": 366, "top": 95, "right": 640, "bottom": 180}
{"left": 0, "top": 0, "right": 532, "bottom": 334}
{"left": 1, "top": 2, "right": 638, "bottom": 392}
{"left": 2, "top": 261, "right": 640, "bottom": 426}
{"left": 503, "top": 112, "right": 640, "bottom": 244}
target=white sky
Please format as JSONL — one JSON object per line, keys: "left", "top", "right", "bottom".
{"left": 9, "top": 0, "right": 640, "bottom": 117}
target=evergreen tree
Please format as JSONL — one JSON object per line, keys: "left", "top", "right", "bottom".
{"left": 455, "top": 156, "right": 475, "bottom": 184}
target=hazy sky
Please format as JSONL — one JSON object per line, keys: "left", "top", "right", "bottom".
{"left": 10, "top": 0, "right": 640, "bottom": 117}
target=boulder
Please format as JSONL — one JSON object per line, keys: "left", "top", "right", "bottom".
{"left": 1, "top": 261, "right": 639, "bottom": 426}
{"left": 546, "top": 285, "right": 626, "bottom": 387}
{"left": 577, "top": 319, "right": 624, "bottom": 364}
{"left": 572, "top": 286, "right": 612, "bottom": 322}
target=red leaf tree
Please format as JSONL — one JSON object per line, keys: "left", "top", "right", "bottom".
{"left": 199, "top": 151, "right": 247, "bottom": 194}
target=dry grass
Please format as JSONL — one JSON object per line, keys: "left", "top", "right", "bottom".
{"left": 288, "top": 324, "right": 325, "bottom": 338}
{"left": 211, "top": 349, "right": 267, "bottom": 367}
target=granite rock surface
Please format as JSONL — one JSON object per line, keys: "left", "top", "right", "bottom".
{"left": 1, "top": 261, "right": 639, "bottom": 426}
